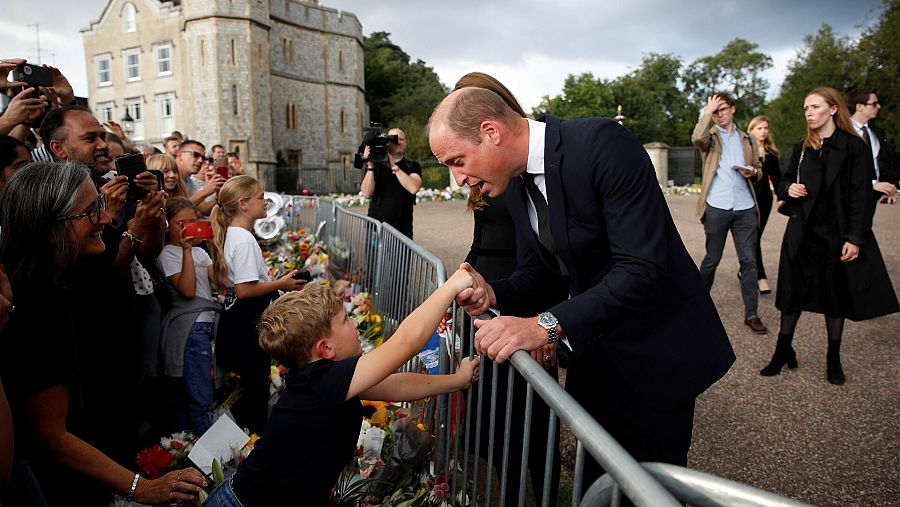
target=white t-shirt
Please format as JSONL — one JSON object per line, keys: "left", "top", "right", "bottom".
{"left": 225, "top": 226, "right": 271, "bottom": 285}
{"left": 157, "top": 244, "right": 217, "bottom": 323}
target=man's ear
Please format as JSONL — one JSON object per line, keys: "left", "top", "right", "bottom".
{"left": 314, "top": 338, "right": 334, "bottom": 360}
{"left": 48, "top": 139, "right": 67, "bottom": 161}
{"left": 480, "top": 120, "right": 501, "bottom": 145}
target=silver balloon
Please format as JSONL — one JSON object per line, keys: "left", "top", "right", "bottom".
{"left": 254, "top": 215, "right": 285, "bottom": 243}
{"left": 264, "top": 192, "right": 285, "bottom": 218}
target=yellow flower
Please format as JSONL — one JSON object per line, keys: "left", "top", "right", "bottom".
{"left": 246, "top": 434, "right": 260, "bottom": 450}
{"left": 416, "top": 422, "right": 426, "bottom": 431}
{"left": 373, "top": 314, "right": 382, "bottom": 323}
{"left": 374, "top": 337, "right": 384, "bottom": 348}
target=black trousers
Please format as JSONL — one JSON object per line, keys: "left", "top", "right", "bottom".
{"left": 565, "top": 350, "right": 695, "bottom": 499}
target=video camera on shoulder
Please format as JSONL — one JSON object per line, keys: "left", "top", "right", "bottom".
{"left": 353, "top": 122, "right": 398, "bottom": 170}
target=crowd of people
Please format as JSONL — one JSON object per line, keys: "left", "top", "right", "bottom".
{"left": 0, "top": 53, "right": 897, "bottom": 507}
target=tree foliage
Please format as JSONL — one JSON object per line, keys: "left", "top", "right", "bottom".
{"left": 683, "top": 38, "right": 773, "bottom": 128}
{"left": 857, "top": 0, "right": 900, "bottom": 140}
{"left": 363, "top": 32, "right": 447, "bottom": 160}
{"left": 763, "top": 25, "right": 865, "bottom": 164}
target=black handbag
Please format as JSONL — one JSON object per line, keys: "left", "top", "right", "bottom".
{"left": 777, "top": 149, "right": 805, "bottom": 217}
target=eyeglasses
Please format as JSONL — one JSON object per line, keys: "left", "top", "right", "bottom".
{"left": 61, "top": 193, "right": 107, "bottom": 225}
{"left": 711, "top": 106, "right": 732, "bottom": 116}
{"left": 866, "top": 101, "right": 880, "bottom": 107}
{"left": 179, "top": 150, "right": 205, "bottom": 159}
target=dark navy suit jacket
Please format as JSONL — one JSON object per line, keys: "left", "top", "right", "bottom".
{"left": 492, "top": 115, "right": 735, "bottom": 412}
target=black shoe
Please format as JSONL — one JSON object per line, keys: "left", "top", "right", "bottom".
{"left": 760, "top": 346, "right": 798, "bottom": 376}
{"left": 827, "top": 357, "right": 846, "bottom": 385}
{"left": 744, "top": 315, "right": 768, "bottom": 334}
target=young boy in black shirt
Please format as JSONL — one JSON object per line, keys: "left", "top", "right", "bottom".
{"left": 205, "top": 269, "right": 479, "bottom": 506}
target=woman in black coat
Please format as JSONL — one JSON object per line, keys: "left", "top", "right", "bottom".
{"left": 747, "top": 116, "right": 782, "bottom": 294}
{"left": 761, "top": 87, "right": 899, "bottom": 385}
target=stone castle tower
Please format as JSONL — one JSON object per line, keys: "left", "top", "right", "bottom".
{"left": 82, "top": 0, "right": 367, "bottom": 183}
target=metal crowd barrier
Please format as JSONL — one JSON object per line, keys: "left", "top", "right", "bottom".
{"left": 284, "top": 194, "right": 809, "bottom": 506}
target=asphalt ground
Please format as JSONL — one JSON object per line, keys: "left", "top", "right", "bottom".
{"left": 359, "top": 192, "right": 900, "bottom": 506}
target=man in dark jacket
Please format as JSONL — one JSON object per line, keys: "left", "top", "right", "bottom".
{"left": 428, "top": 87, "right": 735, "bottom": 496}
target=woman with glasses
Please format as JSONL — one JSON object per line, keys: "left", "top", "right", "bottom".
{"left": 0, "top": 162, "right": 207, "bottom": 505}
{"left": 761, "top": 88, "right": 898, "bottom": 385}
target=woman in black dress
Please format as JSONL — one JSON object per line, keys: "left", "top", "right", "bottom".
{"left": 761, "top": 87, "right": 899, "bottom": 385}
{"left": 747, "top": 116, "right": 782, "bottom": 294}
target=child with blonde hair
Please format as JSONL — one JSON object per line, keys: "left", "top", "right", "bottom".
{"left": 208, "top": 176, "right": 305, "bottom": 432}
{"left": 205, "top": 270, "right": 480, "bottom": 506}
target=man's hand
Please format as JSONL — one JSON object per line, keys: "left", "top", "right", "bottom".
{"left": 840, "top": 241, "right": 860, "bottom": 263}
{"left": 201, "top": 174, "right": 226, "bottom": 196}
{"left": 100, "top": 176, "right": 128, "bottom": 218}
{"left": 737, "top": 166, "right": 757, "bottom": 179}
{"left": 705, "top": 94, "right": 725, "bottom": 116}
{"left": 0, "top": 59, "right": 27, "bottom": 91}
{"left": 134, "top": 170, "right": 160, "bottom": 194}
{"left": 44, "top": 65, "right": 74, "bottom": 105}
{"left": 0, "top": 87, "right": 47, "bottom": 128}
{"left": 531, "top": 342, "right": 557, "bottom": 370}
{"left": 132, "top": 191, "right": 166, "bottom": 236}
{"left": 454, "top": 262, "right": 495, "bottom": 316}
{"left": 474, "top": 316, "right": 548, "bottom": 364}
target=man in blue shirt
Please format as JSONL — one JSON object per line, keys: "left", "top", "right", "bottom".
{"left": 692, "top": 93, "right": 767, "bottom": 334}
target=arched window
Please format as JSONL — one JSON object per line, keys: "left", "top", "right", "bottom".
{"left": 123, "top": 3, "right": 137, "bottom": 33}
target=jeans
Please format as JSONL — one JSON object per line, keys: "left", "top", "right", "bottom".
{"left": 204, "top": 476, "right": 244, "bottom": 507}
{"left": 181, "top": 321, "right": 214, "bottom": 435}
{"left": 699, "top": 205, "right": 759, "bottom": 317}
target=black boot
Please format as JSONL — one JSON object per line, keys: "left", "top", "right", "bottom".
{"left": 827, "top": 340, "right": 845, "bottom": 385}
{"left": 760, "top": 333, "right": 798, "bottom": 376}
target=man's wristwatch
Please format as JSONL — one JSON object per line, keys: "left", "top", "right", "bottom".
{"left": 536, "top": 312, "right": 559, "bottom": 344}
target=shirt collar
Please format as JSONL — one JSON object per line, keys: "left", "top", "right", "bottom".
{"left": 525, "top": 118, "right": 546, "bottom": 177}
{"left": 851, "top": 118, "right": 868, "bottom": 130}
{"left": 716, "top": 123, "right": 736, "bottom": 136}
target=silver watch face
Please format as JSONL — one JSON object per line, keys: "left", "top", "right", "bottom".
{"left": 538, "top": 312, "right": 557, "bottom": 329}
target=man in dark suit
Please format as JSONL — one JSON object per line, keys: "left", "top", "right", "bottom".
{"left": 848, "top": 88, "right": 899, "bottom": 209}
{"left": 427, "top": 87, "right": 735, "bottom": 493}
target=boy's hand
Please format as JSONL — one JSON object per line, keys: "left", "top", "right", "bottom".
{"left": 454, "top": 263, "right": 495, "bottom": 316}
{"left": 455, "top": 356, "right": 481, "bottom": 389}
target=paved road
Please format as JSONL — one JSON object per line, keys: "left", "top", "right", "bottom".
{"left": 374, "top": 193, "right": 900, "bottom": 506}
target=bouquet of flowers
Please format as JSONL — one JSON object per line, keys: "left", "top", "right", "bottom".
{"left": 135, "top": 431, "right": 196, "bottom": 479}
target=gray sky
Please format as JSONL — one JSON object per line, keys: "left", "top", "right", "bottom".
{"left": 3, "top": 0, "right": 884, "bottom": 111}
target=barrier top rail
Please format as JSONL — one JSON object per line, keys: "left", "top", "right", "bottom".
{"left": 506, "top": 349, "right": 681, "bottom": 507}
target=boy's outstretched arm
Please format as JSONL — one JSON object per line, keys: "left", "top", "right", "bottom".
{"left": 360, "top": 356, "right": 480, "bottom": 402}
{"left": 346, "top": 268, "right": 474, "bottom": 400}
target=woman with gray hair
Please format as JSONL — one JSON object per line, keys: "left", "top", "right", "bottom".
{"left": 0, "top": 162, "right": 207, "bottom": 505}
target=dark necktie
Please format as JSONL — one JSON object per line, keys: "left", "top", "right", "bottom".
{"left": 521, "top": 173, "right": 556, "bottom": 253}
{"left": 861, "top": 125, "right": 871, "bottom": 146}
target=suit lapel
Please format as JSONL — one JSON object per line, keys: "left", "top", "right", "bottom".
{"left": 542, "top": 116, "right": 575, "bottom": 274}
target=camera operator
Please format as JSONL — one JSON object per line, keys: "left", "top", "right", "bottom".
{"left": 360, "top": 127, "right": 422, "bottom": 239}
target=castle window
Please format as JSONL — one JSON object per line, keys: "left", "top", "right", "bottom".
{"left": 340, "top": 108, "right": 347, "bottom": 133}
{"left": 231, "top": 39, "right": 236, "bottom": 66}
{"left": 199, "top": 38, "right": 206, "bottom": 67}
{"left": 232, "top": 85, "right": 238, "bottom": 116}
{"left": 156, "top": 44, "right": 172, "bottom": 76}
{"left": 123, "top": 48, "right": 141, "bottom": 82}
{"left": 95, "top": 54, "right": 111, "bottom": 86}
{"left": 338, "top": 50, "right": 344, "bottom": 71}
{"left": 123, "top": 3, "right": 137, "bottom": 33}
{"left": 258, "top": 44, "right": 263, "bottom": 68}
{"left": 283, "top": 38, "right": 293, "bottom": 63}
{"left": 286, "top": 103, "right": 297, "bottom": 130}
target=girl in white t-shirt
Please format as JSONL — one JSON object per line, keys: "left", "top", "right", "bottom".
{"left": 157, "top": 197, "right": 221, "bottom": 435}
{"left": 209, "top": 176, "right": 305, "bottom": 433}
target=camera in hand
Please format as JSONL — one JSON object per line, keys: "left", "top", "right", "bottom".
{"left": 353, "top": 122, "right": 398, "bottom": 169}
{"left": 292, "top": 269, "right": 312, "bottom": 282}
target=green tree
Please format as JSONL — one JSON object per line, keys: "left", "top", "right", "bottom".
{"left": 683, "top": 38, "right": 773, "bottom": 126}
{"left": 363, "top": 32, "right": 447, "bottom": 160}
{"left": 857, "top": 0, "right": 900, "bottom": 140}
{"left": 536, "top": 54, "right": 693, "bottom": 145}
{"left": 763, "top": 25, "right": 865, "bottom": 164}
